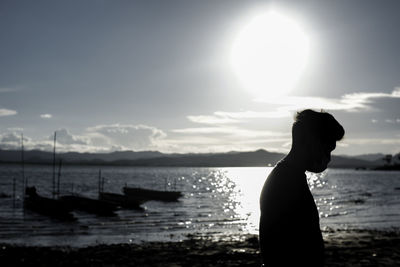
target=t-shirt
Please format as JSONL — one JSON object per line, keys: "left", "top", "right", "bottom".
{"left": 259, "top": 160, "right": 324, "bottom": 267}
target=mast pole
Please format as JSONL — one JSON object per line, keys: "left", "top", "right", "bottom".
{"left": 98, "top": 169, "right": 102, "bottom": 194}
{"left": 21, "top": 133, "right": 25, "bottom": 200}
{"left": 13, "top": 177, "right": 16, "bottom": 209}
{"left": 57, "top": 159, "right": 62, "bottom": 198}
{"left": 52, "top": 131, "right": 56, "bottom": 199}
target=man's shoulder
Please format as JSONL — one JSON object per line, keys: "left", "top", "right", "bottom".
{"left": 261, "top": 163, "right": 306, "bottom": 203}
{"left": 268, "top": 162, "right": 304, "bottom": 181}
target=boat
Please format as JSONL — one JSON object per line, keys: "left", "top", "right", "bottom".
{"left": 56, "top": 164, "right": 117, "bottom": 216}
{"left": 99, "top": 192, "right": 145, "bottom": 210}
{"left": 97, "top": 171, "right": 145, "bottom": 210}
{"left": 24, "top": 186, "right": 75, "bottom": 221}
{"left": 122, "top": 186, "right": 183, "bottom": 202}
{"left": 0, "top": 192, "right": 10, "bottom": 198}
{"left": 59, "top": 195, "right": 117, "bottom": 216}
{"left": 21, "top": 134, "right": 75, "bottom": 220}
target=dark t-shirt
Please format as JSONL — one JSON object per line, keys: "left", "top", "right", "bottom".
{"left": 259, "top": 160, "right": 324, "bottom": 267}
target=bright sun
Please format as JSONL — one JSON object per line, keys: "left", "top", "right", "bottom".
{"left": 231, "top": 11, "right": 310, "bottom": 99}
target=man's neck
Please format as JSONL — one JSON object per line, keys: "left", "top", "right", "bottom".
{"left": 283, "top": 148, "right": 308, "bottom": 173}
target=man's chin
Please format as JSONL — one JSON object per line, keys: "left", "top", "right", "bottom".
{"left": 308, "top": 161, "right": 329, "bottom": 173}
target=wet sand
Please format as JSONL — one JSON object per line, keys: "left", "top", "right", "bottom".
{"left": 1, "top": 229, "right": 399, "bottom": 266}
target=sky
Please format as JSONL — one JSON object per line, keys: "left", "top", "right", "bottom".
{"left": 0, "top": 0, "right": 399, "bottom": 156}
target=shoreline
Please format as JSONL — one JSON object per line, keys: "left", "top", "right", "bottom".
{"left": 1, "top": 229, "right": 399, "bottom": 266}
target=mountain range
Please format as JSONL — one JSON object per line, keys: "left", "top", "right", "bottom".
{"left": 0, "top": 149, "right": 393, "bottom": 169}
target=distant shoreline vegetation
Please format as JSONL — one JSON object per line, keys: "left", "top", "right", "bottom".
{"left": 373, "top": 164, "right": 400, "bottom": 171}
{"left": 0, "top": 149, "right": 398, "bottom": 169}
{"left": 372, "top": 154, "right": 400, "bottom": 171}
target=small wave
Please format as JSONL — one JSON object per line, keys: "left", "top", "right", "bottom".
{"left": 336, "top": 198, "right": 366, "bottom": 205}
{"left": 325, "top": 212, "right": 347, "bottom": 218}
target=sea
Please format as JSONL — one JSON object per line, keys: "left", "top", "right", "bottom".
{"left": 0, "top": 164, "right": 399, "bottom": 247}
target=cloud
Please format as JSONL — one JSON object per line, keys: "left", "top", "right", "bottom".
{"left": 7, "top": 127, "right": 23, "bottom": 132}
{"left": 333, "top": 136, "right": 400, "bottom": 155}
{"left": 384, "top": 118, "right": 400, "bottom": 124}
{"left": 1, "top": 132, "right": 21, "bottom": 143}
{"left": 174, "top": 87, "right": 400, "bottom": 153}
{"left": 40, "top": 114, "right": 53, "bottom": 119}
{"left": 0, "top": 131, "right": 31, "bottom": 150}
{"left": 0, "top": 108, "right": 17, "bottom": 117}
{"left": 169, "top": 125, "right": 290, "bottom": 153}
{"left": 187, "top": 110, "right": 291, "bottom": 125}
{"left": 173, "top": 127, "right": 235, "bottom": 135}
{"left": 86, "top": 123, "right": 167, "bottom": 151}
{"left": 214, "top": 110, "right": 291, "bottom": 119}
{"left": 338, "top": 89, "right": 400, "bottom": 111}
{"left": 255, "top": 87, "right": 400, "bottom": 113}
{"left": 0, "top": 124, "right": 168, "bottom": 152}
{"left": 187, "top": 87, "right": 400, "bottom": 126}
{"left": 173, "top": 126, "right": 288, "bottom": 138}
{"left": 187, "top": 114, "right": 239, "bottom": 124}
{"left": 48, "top": 125, "right": 168, "bottom": 152}
{"left": 0, "top": 129, "right": 95, "bottom": 152}
{"left": 51, "top": 129, "right": 88, "bottom": 145}
{"left": 341, "top": 138, "right": 400, "bottom": 145}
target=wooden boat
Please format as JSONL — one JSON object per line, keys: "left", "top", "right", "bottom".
{"left": 0, "top": 192, "right": 10, "bottom": 198}
{"left": 24, "top": 187, "right": 75, "bottom": 221}
{"left": 122, "top": 186, "right": 183, "bottom": 202}
{"left": 99, "top": 192, "right": 145, "bottom": 210}
{"left": 59, "top": 195, "right": 117, "bottom": 216}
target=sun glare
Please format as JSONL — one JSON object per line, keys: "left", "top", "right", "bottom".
{"left": 231, "top": 11, "right": 310, "bottom": 99}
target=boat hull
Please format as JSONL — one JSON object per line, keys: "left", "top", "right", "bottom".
{"left": 99, "top": 192, "right": 144, "bottom": 210}
{"left": 24, "top": 195, "right": 75, "bottom": 221}
{"left": 123, "top": 187, "right": 183, "bottom": 202}
{"left": 60, "top": 195, "right": 117, "bottom": 216}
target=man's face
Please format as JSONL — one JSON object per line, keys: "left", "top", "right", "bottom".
{"left": 307, "top": 138, "right": 336, "bottom": 173}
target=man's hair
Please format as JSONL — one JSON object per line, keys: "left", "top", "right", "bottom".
{"left": 292, "top": 109, "right": 344, "bottom": 146}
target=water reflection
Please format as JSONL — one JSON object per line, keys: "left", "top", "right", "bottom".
{"left": 1, "top": 165, "right": 399, "bottom": 246}
{"left": 222, "top": 167, "right": 273, "bottom": 234}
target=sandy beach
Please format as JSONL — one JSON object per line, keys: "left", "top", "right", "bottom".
{"left": 1, "top": 229, "right": 399, "bottom": 266}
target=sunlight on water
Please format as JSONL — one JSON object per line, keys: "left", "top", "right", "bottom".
{"left": 223, "top": 167, "right": 273, "bottom": 234}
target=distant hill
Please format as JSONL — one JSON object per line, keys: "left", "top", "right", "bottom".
{"left": 350, "top": 153, "right": 386, "bottom": 162}
{"left": 0, "top": 149, "right": 380, "bottom": 168}
{"left": 114, "top": 149, "right": 285, "bottom": 167}
{"left": 329, "top": 155, "right": 377, "bottom": 168}
{"left": 0, "top": 150, "right": 165, "bottom": 164}
{"left": 61, "top": 150, "right": 165, "bottom": 162}
{"left": 372, "top": 152, "right": 400, "bottom": 168}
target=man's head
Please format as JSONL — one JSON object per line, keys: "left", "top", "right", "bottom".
{"left": 291, "top": 109, "right": 344, "bottom": 172}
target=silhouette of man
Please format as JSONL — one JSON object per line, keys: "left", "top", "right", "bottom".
{"left": 259, "top": 109, "right": 344, "bottom": 267}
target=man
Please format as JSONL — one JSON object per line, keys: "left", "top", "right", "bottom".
{"left": 259, "top": 109, "right": 344, "bottom": 267}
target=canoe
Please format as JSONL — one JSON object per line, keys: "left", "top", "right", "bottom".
{"left": 122, "top": 186, "right": 183, "bottom": 202}
{"left": 99, "top": 192, "right": 144, "bottom": 210}
{"left": 59, "top": 195, "right": 117, "bottom": 216}
{"left": 24, "top": 187, "right": 75, "bottom": 221}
